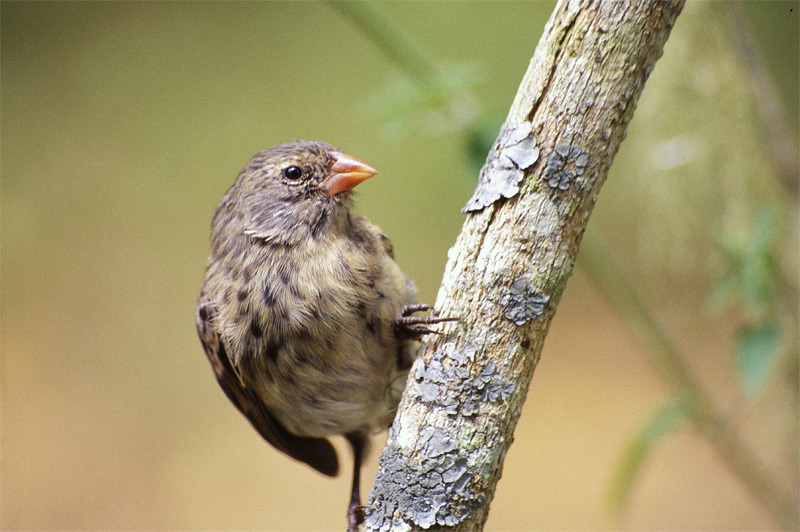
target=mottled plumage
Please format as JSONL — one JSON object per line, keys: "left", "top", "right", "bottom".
{"left": 196, "top": 141, "right": 446, "bottom": 530}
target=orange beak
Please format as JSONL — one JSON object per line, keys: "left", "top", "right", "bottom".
{"left": 318, "top": 152, "right": 378, "bottom": 196}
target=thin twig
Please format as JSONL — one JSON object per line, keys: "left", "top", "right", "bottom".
{"left": 327, "top": 1, "right": 437, "bottom": 84}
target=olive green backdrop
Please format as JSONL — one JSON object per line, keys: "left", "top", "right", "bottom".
{"left": 2, "top": 2, "right": 797, "bottom": 530}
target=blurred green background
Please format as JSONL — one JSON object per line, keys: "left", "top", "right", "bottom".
{"left": 2, "top": 1, "right": 798, "bottom": 531}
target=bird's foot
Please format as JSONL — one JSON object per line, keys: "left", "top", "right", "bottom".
{"left": 395, "top": 304, "right": 458, "bottom": 338}
{"left": 348, "top": 503, "right": 371, "bottom": 532}
{"left": 400, "top": 303, "right": 435, "bottom": 316}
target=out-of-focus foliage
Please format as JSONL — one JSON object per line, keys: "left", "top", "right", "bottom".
{"left": 587, "top": 2, "right": 799, "bottom": 524}
{"left": 367, "top": 62, "right": 483, "bottom": 138}
{"left": 710, "top": 206, "right": 783, "bottom": 397}
{"left": 710, "top": 206, "right": 779, "bottom": 315}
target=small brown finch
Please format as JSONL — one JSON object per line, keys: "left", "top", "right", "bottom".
{"left": 196, "top": 141, "right": 450, "bottom": 531}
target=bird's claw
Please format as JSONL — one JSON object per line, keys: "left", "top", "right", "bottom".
{"left": 395, "top": 305, "right": 458, "bottom": 338}
{"left": 348, "top": 503, "right": 371, "bottom": 532}
{"left": 400, "top": 303, "right": 435, "bottom": 317}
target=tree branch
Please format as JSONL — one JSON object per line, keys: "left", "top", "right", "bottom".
{"left": 364, "top": 1, "right": 685, "bottom": 530}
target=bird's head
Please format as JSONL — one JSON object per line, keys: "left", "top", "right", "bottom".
{"left": 213, "top": 141, "right": 378, "bottom": 247}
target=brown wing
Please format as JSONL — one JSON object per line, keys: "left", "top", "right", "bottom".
{"left": 350, "top": 213, "right": 394, "bottom": 258}
{"left": 196, "top": 299, "right": 339, "bottom": 477}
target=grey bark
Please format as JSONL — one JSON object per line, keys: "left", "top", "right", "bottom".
{"left": 364, "top": 1, "right": 685, "bottom": 530}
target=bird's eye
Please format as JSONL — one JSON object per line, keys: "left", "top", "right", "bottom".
{"left": 283, "top": 165, "right": 303, "bottom": 180}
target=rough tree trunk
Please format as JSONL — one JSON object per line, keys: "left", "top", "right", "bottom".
{"left": 364, "top": 1, "right": 685, "bottom": 530}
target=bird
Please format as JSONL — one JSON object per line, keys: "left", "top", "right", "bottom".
{"left": 196, "top": 140, "right": 452, "bottom": 531}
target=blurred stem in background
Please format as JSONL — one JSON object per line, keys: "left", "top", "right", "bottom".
{"left": 329, "top": 1, "right": 798, "bottom": 529}
{"left": 327, "top": 0, "right": 489, "bottom": 161}
{"left": 581, "top": 225, "right": 799, "bottom": 529}
{"left": 327, "top": 0, "right": 436, "bottom": 82}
